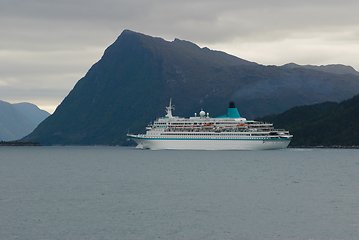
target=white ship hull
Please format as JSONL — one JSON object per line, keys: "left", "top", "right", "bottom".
{"left": 130, "top": 136, "right": 291, "bottom": 150}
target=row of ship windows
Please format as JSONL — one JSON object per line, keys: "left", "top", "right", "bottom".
{"left": 155, "top": 122, "right": 240, "bottom": 125}
{"left": 164, "top": 133, "right": 271, "bottom": 136}
{"left": 163, "top": 133, "right": 252, "bottom": 136}
{"left": 154, "top": 136, "right": 270, "bottom": 140}
{"left": 150, "top": 132, "right": 272, "bottom": 136}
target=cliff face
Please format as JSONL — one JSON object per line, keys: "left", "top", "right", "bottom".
{"left": 23, "top": 30, "right": 359, "bottom": 145}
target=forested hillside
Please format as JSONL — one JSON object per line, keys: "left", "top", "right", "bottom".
{"left": 260, "top": 94, "right": 359, "bottom": 146}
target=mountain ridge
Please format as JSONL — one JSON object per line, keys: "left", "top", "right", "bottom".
{"left": 281, "top": 63, "right": 359, "bottom": 76}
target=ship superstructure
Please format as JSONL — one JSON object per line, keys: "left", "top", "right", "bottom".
{"left": 127, "top": 100, "right": 292, "bottom": 150}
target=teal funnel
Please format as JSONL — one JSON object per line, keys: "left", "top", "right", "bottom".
{"left": 215, "top": 102, "right": 241, "bottom": 118}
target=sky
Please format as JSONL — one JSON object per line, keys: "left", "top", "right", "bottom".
{"left": 1, "top": 0, "right": 359, "bottom": 113}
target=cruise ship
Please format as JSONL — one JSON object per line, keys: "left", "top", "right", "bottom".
{"left": 127, "top": 100, "right": 292, "bottom": 150}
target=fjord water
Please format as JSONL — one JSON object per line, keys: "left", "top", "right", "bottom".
{"left": 1, "top": 147, "right": 358, "bottom": 240}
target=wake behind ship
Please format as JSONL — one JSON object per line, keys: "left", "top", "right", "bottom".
{"left": 127, "top": 100, "right": 292, "bottom": 150}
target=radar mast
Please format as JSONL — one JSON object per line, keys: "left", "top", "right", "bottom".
{"left": 165, "top": 99, "right": 175, "bottom": 118}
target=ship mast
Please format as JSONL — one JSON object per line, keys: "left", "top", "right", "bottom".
{"left": 165, "top": 98, "right": 175, "bottom": 118}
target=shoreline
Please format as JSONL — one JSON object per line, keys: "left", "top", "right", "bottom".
{"left": 0, "top": 141, "right": 43, "bottom": 146}
{"left": 288, "top": 145, "right": 359, "bottom": 149}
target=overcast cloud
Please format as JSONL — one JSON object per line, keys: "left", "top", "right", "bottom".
{"left": 1, "top": 0, "right": 359, "bottom": 113}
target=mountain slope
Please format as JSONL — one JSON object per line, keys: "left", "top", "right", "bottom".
{"left": 13, "top": 102, "right": 50, "bottom": 125}
{"left": 259, "top": 94, "right": 359, "bottom": 146}
{"left": 22, "top": 30, "right": 359, "bottom": 146}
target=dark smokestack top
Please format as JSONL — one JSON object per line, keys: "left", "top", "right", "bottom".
{"left": 229, "top": 102, "right": 235, "bottom": 108}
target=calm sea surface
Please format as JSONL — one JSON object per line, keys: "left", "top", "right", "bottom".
{"left": 0, "top": 147, "right": 358, "bottom": 240}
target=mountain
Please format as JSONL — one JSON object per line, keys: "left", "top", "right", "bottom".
{"left": 0, "top": 100, "right": 50, "bottom": 141}
{"left": 22, "top": 29, "right": 359, "bottom": 146}
{"left": 259, "top": 94, "right": 359, "bottom": 146}
{"left": 13, "top": 102, "right": 51, "bottom": 125}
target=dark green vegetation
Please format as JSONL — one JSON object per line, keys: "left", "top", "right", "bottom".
{"left": 0, "top": 100, "right": 50, "bottom": 141}
{"left": 22, "top": 30, "right": 359, "bottom": 146}
{"left": 260, "top": 94, "right": 359, "bottom": 146}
